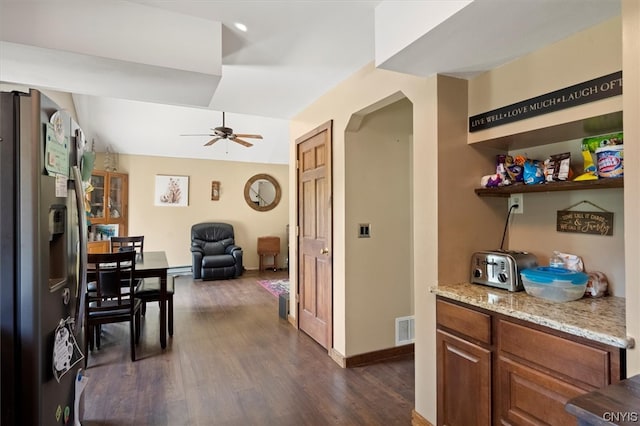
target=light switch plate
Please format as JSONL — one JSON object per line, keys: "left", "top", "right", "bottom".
{"left": 358, "top": 223, "right": 371, "bottom": 238}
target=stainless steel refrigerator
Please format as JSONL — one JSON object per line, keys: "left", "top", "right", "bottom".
{"left": 1, "top": 89, "right": 88, "bottom": 425}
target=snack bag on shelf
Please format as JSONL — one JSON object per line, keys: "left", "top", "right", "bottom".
{"left": 544, "top": 152, "right": 572, "bottom": 182}
{"left": 496, "top": 154, "right": 512, "bottom": 186}
{"left": 496, "top": 154, "right": 526, "bottom": 185}
{"left": 574, "top": 148, "right": 599, "bottom": 181}
{"left": 507, "top": 155, "right": 525, "bottom": 183}
{"left": 582, "top": 132, "right": 623, "bottom": 152}
{"left": 523, "top": 160, "right": 544, "bottom": 184}
{"left": 480, "top": 173, "right": 503, "bottom": 188}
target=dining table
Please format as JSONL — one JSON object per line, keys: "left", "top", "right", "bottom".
{"left": 87, "top": 250, "right": 170, "bottom": 349}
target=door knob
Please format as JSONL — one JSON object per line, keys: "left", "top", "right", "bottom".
{"left": 320, "top": 248, "right": 329, "bottom": 255}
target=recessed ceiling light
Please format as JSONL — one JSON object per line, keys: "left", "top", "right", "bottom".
{"left": 234, "top": 22, "right": 248, "bottom": 32}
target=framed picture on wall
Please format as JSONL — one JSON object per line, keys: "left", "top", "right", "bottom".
{"left": 211, "top": 181, "right": 220, "bottom": 201}
{"left": 155, "top": 175, "right": 189, "bottom": 207}
{"left": 92, "top": 224, "right": 119, "bottom": 240}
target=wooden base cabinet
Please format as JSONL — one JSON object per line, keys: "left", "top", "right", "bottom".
{"left": 436, "top": 297, "right": 624, "bottom": 426}
{"left": 436, "top": 299, "right": 492, "bottom": 426}
{"left": 437, "top": 330, "right": 491, "bottom": 426}
{"left": 496, "top": 319, "right": 622, "bottom": 426}
{"left": 87, "top": 240, "right": 109, "bottom": 254}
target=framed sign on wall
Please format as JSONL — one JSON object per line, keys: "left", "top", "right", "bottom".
{"left": 556, "top": 200, "right": 613, "bottom": 236}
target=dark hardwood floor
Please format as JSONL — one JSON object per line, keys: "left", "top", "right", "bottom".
{"left": 82, "top": 271, "right": 415, "bottom": 425}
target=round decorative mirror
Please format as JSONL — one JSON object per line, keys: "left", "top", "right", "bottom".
{"left": 244, "top": 173, "right": 281, "bottom": 212}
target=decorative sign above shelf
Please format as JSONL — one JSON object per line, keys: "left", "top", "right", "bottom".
{"left": 469, "top": 71, "right": 622, "bottom": 132}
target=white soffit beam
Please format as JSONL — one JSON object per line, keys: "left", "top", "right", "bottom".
{"left": 374, "top": 0, "right": 472, "bottom": 68}
{"left": 1, "top": 42, "right": 219, "bottom": 106}
{"left": 0, "top": 0, "right": 222, "bottom": 106}
{"left": 375, "top": 0, "right": 621, "bottom": 78}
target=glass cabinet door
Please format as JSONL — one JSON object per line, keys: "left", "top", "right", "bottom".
{"left": 108, "top": 174, "right": 124, "bottom": 221}
{"left": 89, "top": 173, "right": 106, "bottom": 221}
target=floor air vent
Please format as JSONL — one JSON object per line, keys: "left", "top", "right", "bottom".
{"left": 395, "top": 316, "right": 415, "bottom": 346}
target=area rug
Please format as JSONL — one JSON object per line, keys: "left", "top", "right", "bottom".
{"left": 257, "top": 279, "right": 290, "bottom": 298}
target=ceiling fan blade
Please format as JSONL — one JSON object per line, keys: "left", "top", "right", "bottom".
{"left": 204, "top": 137, "right": 222, "bottom": 146}
{"left": 234, "top": 134, "right": 263, "bottom": 139}
{"left": 232, "top": 138, "right": 253, "bottom": 147}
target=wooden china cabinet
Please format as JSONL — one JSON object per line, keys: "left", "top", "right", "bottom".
{"left": 87, "top": 170, "right": 128, "bottom": 253}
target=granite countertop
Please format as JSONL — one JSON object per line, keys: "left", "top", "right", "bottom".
{"left": 430, "top": 282, "right": 634, "bottom": 349}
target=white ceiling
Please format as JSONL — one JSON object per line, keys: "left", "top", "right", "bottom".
{"left": 0, "top": 0, "right": 620, "bottom": 165}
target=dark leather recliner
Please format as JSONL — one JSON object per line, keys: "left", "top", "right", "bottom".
{"left": 190, "top": 223, "right": 243, "bottom": 280}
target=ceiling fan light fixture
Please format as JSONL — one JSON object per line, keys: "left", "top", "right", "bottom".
{"left": 181, "top": 111, "right": 263, "bottom": 148}
{"left": 234, "top": 22, "right": 248, "bottom": 32}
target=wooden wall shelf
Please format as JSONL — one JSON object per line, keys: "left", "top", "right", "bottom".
{"left": 475, "top": 177, "right": 624, "bottom": 197}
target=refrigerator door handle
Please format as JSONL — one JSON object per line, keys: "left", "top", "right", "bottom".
{"left": 71, "top": 166, "right": 88, "bottom": 331}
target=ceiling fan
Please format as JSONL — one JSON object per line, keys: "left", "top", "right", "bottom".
{"left": 180, "top": 111, "right": 263, "bottom": 147}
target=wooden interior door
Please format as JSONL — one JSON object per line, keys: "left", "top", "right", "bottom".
{"left": 296, "top": 121, "right": 332, "bottom": 349}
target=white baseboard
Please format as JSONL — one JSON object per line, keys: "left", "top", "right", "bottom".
{"left": 168, "top": 266, "right": 192, "bottom": 275}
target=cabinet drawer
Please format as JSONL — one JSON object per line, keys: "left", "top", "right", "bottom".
{"left": 498, "top": 355, "right": 583, "bottom": 426}
{"left": 437, "top": 299, "right": 491, "bottom": 345}
{"left": 499, "top": 319, "right": 610, "bottom": 389}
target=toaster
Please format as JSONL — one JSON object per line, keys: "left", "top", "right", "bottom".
{"left": 470, "top": 250, "right": 538, "bottom": 292}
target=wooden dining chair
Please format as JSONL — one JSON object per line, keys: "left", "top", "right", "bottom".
{"left": 110, "top": 235, "right": 144, "bottom": 255}
{"left": 111, "top": 235, "right": 175, "bottom": 336}
{"left": 85, "top": 251, "right": 142, "bottom": 365}
{"left": 135, "top": 276, "right": 176, "bottom": 336}
{"left": 109, "top": 235, "right": 145, "bottom": 289}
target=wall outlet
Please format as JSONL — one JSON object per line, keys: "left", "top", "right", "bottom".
{"left": 509, "top": 193, "right": 524, "bottom": 214}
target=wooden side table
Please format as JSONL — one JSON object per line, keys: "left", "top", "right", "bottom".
{"left": 258, "top": 236, "right": 280, "bottom": 271}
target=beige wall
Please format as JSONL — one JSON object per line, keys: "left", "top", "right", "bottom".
{"left": 622, "top": 0, "right": 640, "bottom": 374}
{"left": 290, "top": 64, "right": 439, "bottom": 420}
{"left": 290, "top": 8, "right": 639, "bottom": 424}
{"left": 345, "top": 98, "right": 413, "bottom": 355}
{"left": 509, "top": 140, "right": 625, "bottom": 296}
{"left": 468, "top": 18, "right": 623, "bottom": 144}
{"left": 0, "top": 84, "right": 291, "bottom": 271}
{"left": 468, "top": 11, "right": 639, "bottom": 372}
{"left": 96, "top": 153, "right": 289, "bottom": 269}
{"left": 437, "top": 75, "right": 507, "bottom": 284}
{"left": 467, "top": 17, "right": 626, "bottom": 296}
